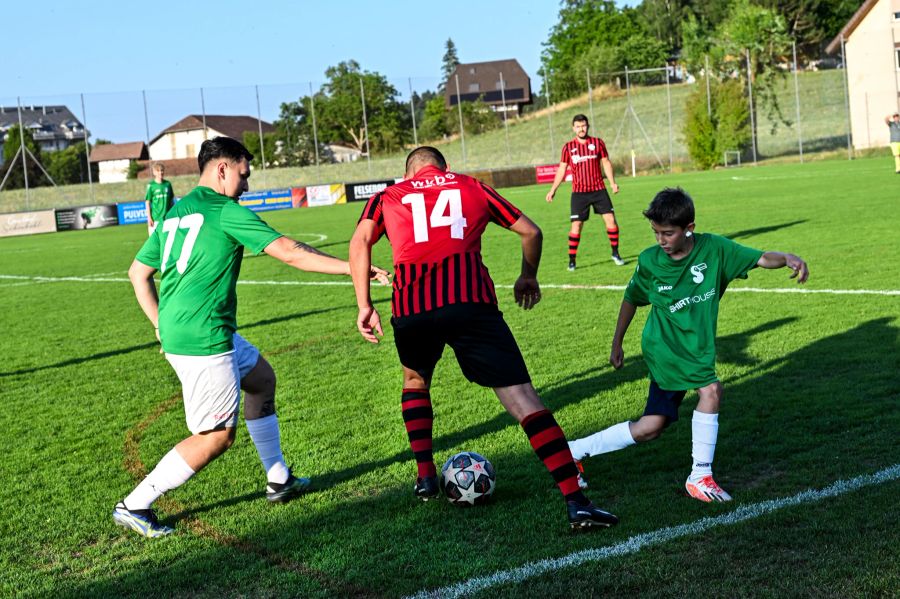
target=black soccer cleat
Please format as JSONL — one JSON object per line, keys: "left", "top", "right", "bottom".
{"left": 266, "top": 471, "right": 311, "bottom": 504}
{"left": 568, "top": 258, "right": 576, "bottom": 272}
{"left": 567, "top": 500, "right": 619, "bottom": 530}
{"left": 414, "top": 476, "right": 440, "bottom": 501}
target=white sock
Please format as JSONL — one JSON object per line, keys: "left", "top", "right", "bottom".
{"left": 245, "top": 414, "right": 290, "bottom": 484}
{"left": 568, "top": 421, "right": 635, "bottom": 460}
{"left": 124, "top": 448, "right": 195, "bottom": 510}
{"left": 690, "top": 410, "right": 719, "bottom": 478}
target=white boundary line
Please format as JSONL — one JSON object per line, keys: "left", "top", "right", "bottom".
{"left": 1, "top": 274, "right": 899, "bottom": 297}
{"left": 407, "top": 464, "right": 900, "bottom": 599}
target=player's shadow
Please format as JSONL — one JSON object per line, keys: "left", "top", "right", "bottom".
{"left": 723, "top": 220, "right": 807, "bottom": 241}
{"left": 0, "top": 305, "right": 351, "bottom": 378}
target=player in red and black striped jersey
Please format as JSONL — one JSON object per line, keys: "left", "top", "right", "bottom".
{"left": 546, "top": 114, "right": 624, "bottom": 270}
{"left": 350, "top": 146, "right": 618, "bottom": 530}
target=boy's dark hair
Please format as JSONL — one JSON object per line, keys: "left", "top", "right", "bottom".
{"left": 198, "top": 137, "right": 254, "bottom": 173}
{"left": 572, "top": 114, "right": 589, "bottom": 125}
{"left": 643, "top": 187, "right": 695, "bottom": 228}
{"left": 405, "top": 146, "right": 447, "bottom": 172}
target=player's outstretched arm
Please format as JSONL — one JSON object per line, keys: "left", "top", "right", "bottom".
{"left": 609, "top": 300, "right": 637, "bottom": 369}
{"left": 349, "top": 221, "right": 385, "bottom": 343}
{"left": 128, "top": 259, "right": 160, "bottom": 330}
{"left": 757, "top": 252, "right": 809, "bottom": 283}
{"left": 509, "top": 215, "right": 543, "bottom": 310}
{"left": 545, "top": 163, "right": 568, "bottom": 202}
{"left": 264, "top": 236, "right": 390, "bottom": 284}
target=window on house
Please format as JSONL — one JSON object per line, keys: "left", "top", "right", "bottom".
{"left": 469, "top": 67, "right": 476, "bottom": 75}
{"left": 468, "top": 83, "right": 480, "bottom": 92}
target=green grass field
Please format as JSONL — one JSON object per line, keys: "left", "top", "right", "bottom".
{"left": 0, "top": 70, "right": 851, "bottom": 214}
{"left": 1, "top": 155, "right": 898, "bottom": 598}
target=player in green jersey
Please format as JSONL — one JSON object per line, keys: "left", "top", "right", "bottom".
{"left": 144, "top": 162, "right": 175, "bottom": 235}
{"left": 569, "top": 187, "right": 808, "bottom": 503}
{"left": 113, "top": 137, "right": 389, "bottom": 538}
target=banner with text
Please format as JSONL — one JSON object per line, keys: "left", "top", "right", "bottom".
{"left": 535, "top": 164, "right": 571, "bottom": 184}
{"left": 345, "top": 179, "right": 399, "bottom": 203}
{"left": 0, "top": 210, "right": 57, "bottom": 238}
{"left": 305, "top": 184, "right": 346, "bottom": 208}
{"left": 117, "top": 201, "right": 148, "bottom": 225}
{"left": 55, "top": 204, "right": 119, "bottom": 231}
{"left": 239, "top": 188, "right": 293, "bottom": 212}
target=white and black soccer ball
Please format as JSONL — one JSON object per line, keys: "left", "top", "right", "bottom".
{"left": 440, "top": 451, "right": 496, "bottom": 506}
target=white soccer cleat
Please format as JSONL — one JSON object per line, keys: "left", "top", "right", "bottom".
{"left": 611, "top": 254, "right": 625, "bottom": 266}
{"left": 685, "top": 475, "right": 732, "bottom": 502}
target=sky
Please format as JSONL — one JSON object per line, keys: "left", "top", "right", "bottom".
{"left": 2, "top": 1, "right": 636, "bottom": 143}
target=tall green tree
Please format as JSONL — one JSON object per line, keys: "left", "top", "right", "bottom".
{"left": 756, "top": 0, "right": 859, "bottom": 58}
{"left": 440, "top": 38, "right": 460, "bottom": 92}
{"left": 273, "top": 97, "right": 320, "bottom": 167}
{"left": 45, "top": 141, "right": 94, "bottom": 185}
{"left": 0, "top": 125, "right": 48, "bottom": 189}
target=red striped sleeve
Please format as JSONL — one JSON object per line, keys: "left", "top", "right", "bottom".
{"left": 481, "top": 183, "right": 522, "bottom": 228}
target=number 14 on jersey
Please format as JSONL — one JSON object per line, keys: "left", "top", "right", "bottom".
{"left": 402, "top": 189, "right": 467, "bottom": 243}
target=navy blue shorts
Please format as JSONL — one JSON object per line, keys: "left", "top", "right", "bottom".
{"left": 643, "top": 381, "right": 687, "bottom": 424}
{"left": 391, "top": 303, "right": 531, "bottom": 388}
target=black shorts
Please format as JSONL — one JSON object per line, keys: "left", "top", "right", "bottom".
{"left": 643, "top": 381, "right": 687, "bottom": 424}
{"left": 391, "top": 303, "right": 531, "bottom": 388}
{"left": 570, "top": 189, "right": 613, "bottom": 221}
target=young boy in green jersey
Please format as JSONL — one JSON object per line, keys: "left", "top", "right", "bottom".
{"left": 144, "top": 162, "right": 175, "bottom": 235}
{"left": 569, "top": 187, "right": 809, "bottom": 502}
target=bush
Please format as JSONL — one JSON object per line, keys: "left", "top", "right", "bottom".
{"left": 683, "top": 78, "right": 750, "bottom": 169}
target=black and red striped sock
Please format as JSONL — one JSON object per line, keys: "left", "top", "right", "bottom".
{"left": 402, "top": 388, "right": 436, "bottom": 478}
{"left": 568, "top": 233, "right": 581, "bottom": 260}
{"left": 521, "top": 409, "right": 588, "bottom": 504}
{"left": 606, "top": 227, "right": 619, "bottom": 255}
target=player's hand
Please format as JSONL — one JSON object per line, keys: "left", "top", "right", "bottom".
{"left": 369, "top": 264, "right": 391, "bottom": 286}
{"left": 610, "top": 182, "right": 619, "bottom": 194}
{"left": 357, "top": 306, "right": 383, "bottom": 344}
{"left": 545, "top": 190, "right": 555, "bottom": 203}
{"left": 148, "top": 218, "right": 155, "bottom": 228}
{"left": 785, "top": 254, "right": 809, "bottom": 284}
{"left": 513, "top": 276, "right": 541, "bottom": 310}
{"left": 609, "top": 343, "right": 624, "bottom": 369}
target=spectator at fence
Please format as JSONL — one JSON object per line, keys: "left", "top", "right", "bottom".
{"left": 887, "top": 114, "right": 900, "bottom": 174}
{"left": 545, "top": 114, "right": 623, "bottom": 271}
{"left": 144, "top": 162, "right": 175, "bottom": 235}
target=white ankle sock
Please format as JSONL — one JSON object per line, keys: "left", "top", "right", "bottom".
{"left": 690, "top": 410, "right": 719, "bottom": 478}
{"left": 245, "top": 414, "right": 289, "bottom": 484}
{"left": 568, "top": 421, "right": 635, "bottom": 460}
{"left": 124, "top": 448, "right": 195, "bottom": 510}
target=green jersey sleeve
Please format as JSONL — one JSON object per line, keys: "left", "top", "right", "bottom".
{"left": 144, "top": 183, "right": 152, "bottom": 203}
{"left": 623, "top": 256, "right": 651, "bottom": 306}
{"left": 135, "top": 229, "right": 161, "bottom": 268}
{"left": 219, "top": 201, "right": 283, "bottom": 254}
{"left": 714, "top": 234, "right": 764, "bottom": 284}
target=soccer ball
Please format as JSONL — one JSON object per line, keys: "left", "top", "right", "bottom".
{"left": 440, "top": 451, "right": 496, "bottom": 506}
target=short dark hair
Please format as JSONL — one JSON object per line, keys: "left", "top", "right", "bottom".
{"left": 405, "top": 146, "right": 447, "bottom": 173}
{"left": 197, "top": 136, "right": 253, "bottom": 173}
{"left": 572, "top": 114, "right": 589, "bottom": 125}
{"left": 643, "top": 187, "right": 695, "bottom": 228}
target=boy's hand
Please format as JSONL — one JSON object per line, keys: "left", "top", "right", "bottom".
{"left": 785, "top": 254, "right": 809, "bottom": 284}
{"left": 609, "top": 343, "right": 624, "bottom": 369}
{"left": 514, "top": 276, "right": 542, "bottom": 310}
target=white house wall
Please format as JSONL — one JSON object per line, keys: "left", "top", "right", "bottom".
{"left": 149, "top": 128, "right": 222, "bottom": 161}
{"left": 846, "top": 0, "right": 900, "bottom": 149}
{"left": 98, "top": 158, "right": 130, "bottom": 184}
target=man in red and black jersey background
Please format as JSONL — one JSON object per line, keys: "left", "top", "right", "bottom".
{"left": 350, "top": 146, "right": 618, "bottom": 530}
{"left": 546, "top": 114, "right": 624, "bottom": 270}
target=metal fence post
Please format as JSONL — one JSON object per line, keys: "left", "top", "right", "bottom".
{"left": 200, "top": 88, "right": 208, "bottom": 140}
{"left": 499, "top": 71, "right": 511, "bottom": 164}
{"left": 745, "top": 50, "right": 758, "bottom": 165}
{"left": 705, "top": 55, "right": 712, "bottom": 118}
{"left": 454, "top": 73, "right": 466, "bottom": 167}
{"left": 408, "top": 78, "right": 418, "bottom": 147}
{"left": 16, "top": 98, "right": 29, "bottom": 209}
{"left": 142, "top": 90, "right": 151, "bottom": 146}
{"left": 665, "top": 62, "right": 673, "bottom": 171}
{"left": 360, "top": 76, "right": 371, "bottom": 174}
{"left": 255, "top": 85, "right": 267, "bottom": 187}
{"left": 80, "top": 93, "right": 94, "bottom": 201}
{"left": 309, "top": 82, "right": 321, "bottom": 178}
{"left": 791, "top": 41, "right": 804, "bottom": 163}
{"left": 544, "top": 69, "right": 554, "bottom": 161}
{"left": 587, "top": 67, "right": 596, "bottom": 127}
{"left": 840, "top": 34, "right": 853, "bottom": 159}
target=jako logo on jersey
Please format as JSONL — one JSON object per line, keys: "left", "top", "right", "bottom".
{"left": 658, "top": 285, "right": 673, "bottom": 292}
{"left": 410, "top": 173, "right": 456, "bottom": 188}
{"left": 690, "top": 263, "right": 707, "bottom": 283}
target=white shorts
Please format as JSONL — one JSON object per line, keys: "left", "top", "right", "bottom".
{"left": 165, "top": 333, "right": 260, "bottom": 434}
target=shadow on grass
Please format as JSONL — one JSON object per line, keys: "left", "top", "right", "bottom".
{"left": 74, "top": 317, "right": 898, "bottom": 597}
{"left": 723, "top": 221, "right": 807, "bottom": 241}
{"left": 0, "top": 305, "right": 351, "bottom": 378}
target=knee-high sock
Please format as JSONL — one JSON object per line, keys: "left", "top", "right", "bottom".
{"left": 568, "top": 421, "right": 635, "bottom": 460}
{"left": 246, "top": 414, "right": 290, "bottom": 484}
{"left": 606, "top": 227, "right": 619, "bottom": 254}
{"left": 522, "top": 410, "right": 587, "bottom": 504}
{"left": 568, "top": 233, "right": 581, "bottom": 259}
{"left": 124, "top": 448, "right": 195, "bottom": 510}
{"left": 690, "top": 410, "right": 719, "bottom": 477}
{"left": 402, "top": 389, "right": 436, "bottom": 478}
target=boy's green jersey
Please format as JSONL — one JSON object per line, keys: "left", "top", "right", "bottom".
{"left": 135, "top": 186, "right": 282, "bottom": 356}
{"left": 145, "top": 179, "right": 175, "bottom": 222}
{"left": 623, "top": 233, "right": 764, "bottom": 390}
